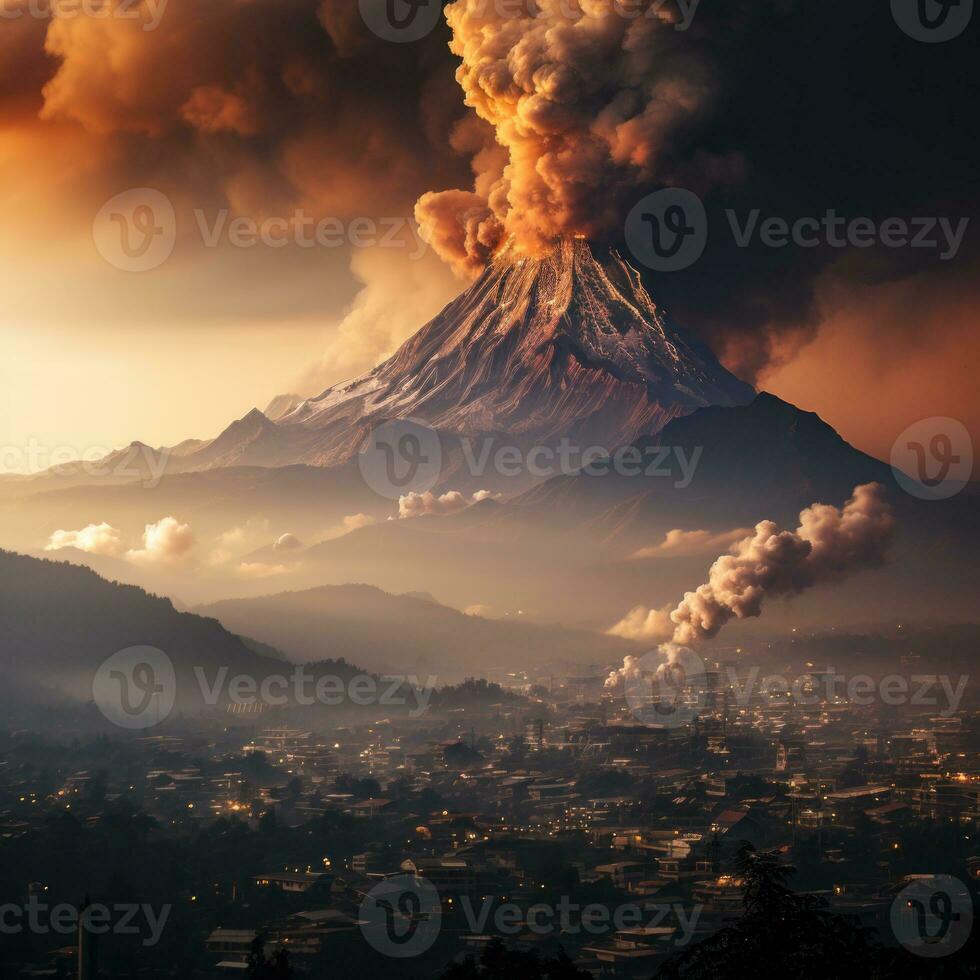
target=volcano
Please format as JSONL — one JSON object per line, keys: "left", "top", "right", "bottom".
{"left": 270, "top": 238, "right": 753, "bottom": 464}
{"left": 25, "top": 240, "right": 753, "bottom": 483}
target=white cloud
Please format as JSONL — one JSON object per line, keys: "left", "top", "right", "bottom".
{"left": 631, "top": 527, "right": 752, "bottom": 559}
{"left": 398, "top": 489, "right": 499, "bottom": 519}
{"left": 45, "top": 522, "right": 125, "bottom": 558}
{"left": 342, "top": 513, "right": 377, "bottom": 532}
{"left": 45, "top": 516, "right": 196, "bottom": 566}
{"left": 127, "top": 516, "right": 195, "bottom": 566}
{"left": 607, "top": 604, "right": 674, "bottom": 642}
{"left": 273, "top": 531, "right": 303, "bottom": 551}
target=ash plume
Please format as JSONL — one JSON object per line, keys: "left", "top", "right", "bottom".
{"left": 609, "top": 483, "right": 896, "bottom": 646}
{"left": 416, "top": 0, "right": 733, "bottom": 273}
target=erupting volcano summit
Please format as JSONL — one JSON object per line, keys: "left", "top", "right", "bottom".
{"left": 277, "top": 239, "right": 755, "bottom": 462}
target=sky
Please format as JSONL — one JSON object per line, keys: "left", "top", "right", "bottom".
{"left": 0, "top": 0, "right": 977, "bottom": 471}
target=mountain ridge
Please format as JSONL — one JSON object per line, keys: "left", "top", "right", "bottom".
{"left": 197, "top": 579, "right": 636, "bottom": 679}
{"left": 281, "top": 239, "right": 754, "bottom": 459}
{"left": 7, "top": 239, "right": 752, "bottom": 491}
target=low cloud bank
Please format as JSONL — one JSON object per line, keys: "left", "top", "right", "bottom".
{"left": 398, "top": 489, "right": 498, "bottom": 519}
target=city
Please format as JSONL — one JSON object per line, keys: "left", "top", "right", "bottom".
{"left": 1, "top": 636, "right": 976, "bottom": 976}
{"left": 1, "top": 0, "right": 977, "bottom": 976}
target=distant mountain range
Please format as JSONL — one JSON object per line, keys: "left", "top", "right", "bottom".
{"left": 2, "top": 239, "right": 753, "bottom": 497}
{"left": 208, "top": 392, "right": 977, "bottom": 630}
{"left": 0, "top": 549, "right": 276, "bottom": 722}
{"left": 196, "top": 582, "right": 634, "bottom": 680}
{"left": 0, "top": 552, "right": 626, "bottom": 729}
{"left": 0, "top": 240, "right": 976, "bottom": 638}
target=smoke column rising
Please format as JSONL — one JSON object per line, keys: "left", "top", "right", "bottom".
{"left": 416, "top": 0, "right": 735, "bottom": 275}
{"left": 609, "top": 483, "right": 896, "bottom": 646}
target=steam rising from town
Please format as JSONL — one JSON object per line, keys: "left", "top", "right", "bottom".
{"left": 607, "top": 483, "right": 896, "bottom": 686}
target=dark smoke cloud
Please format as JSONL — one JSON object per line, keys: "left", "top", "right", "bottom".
{"left": 419, "top": 0, "right": 980, "bottom": 380}
{"left": 3, "top": 0, "right": 977, "bottom": 403}
{"left": 417, "top": 0, "right": 734, "bottom": 270}
{"left": 22, "top": 0, "right": 472, "bottom": 221}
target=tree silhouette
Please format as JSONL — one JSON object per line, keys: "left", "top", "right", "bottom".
{"left": 247, "top": 934, "right": 293, "bottom": 979}
{"left": 660, "top": 843, "right": 885, "bottom": 979}
{"left": 440, "top": 938, "right": 591, "bottom": 980}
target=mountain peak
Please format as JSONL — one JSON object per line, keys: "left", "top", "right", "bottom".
{"left": 128, "top": 240, "right": 753, "bottom": 477}
{"left": 283, "top": 237, "right": 753, "bottom": 457}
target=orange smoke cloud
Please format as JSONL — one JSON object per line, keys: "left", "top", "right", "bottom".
{"left": 416, "top": 0, "right": 727, "bottom": 273}
{"left": 16, "top": 0, "right": 468, "bottom": 224}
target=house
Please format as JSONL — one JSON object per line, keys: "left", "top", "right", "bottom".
{"left": 402, "top": 857, "right": 478, "bottom": 895}
{"left": 206, "top": 929, "right": 262, "bottom": 972}
{"left": 582, "top": 927, "right": 675, "bottom": 973}
{"left": 253, "top": 872, "right": 332, "bottom": 894}
{"left": 346, "top": 798, "right": 395, "bottom": 818}
{"left": 708, "top": 807, "right": 770, "bottom": 851}
{"left": 593, "top": 861, "right": 647, "bottom": 892}
{"left": 865, "top": 801, "right": 913, "bottom": 827}
{"left": 824, "top": 785, "right": 892, "bottom": 823}
{"left": 691, "top": 875, "right": 745, "bottom": 932}
{"left": 265, "top": 909, "right": 362, "bottom": 958}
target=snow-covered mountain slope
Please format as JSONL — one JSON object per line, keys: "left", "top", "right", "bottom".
{"left": 9, "top": 239, "right": 753, "bottom": 494}
{"left": 281, "top": 238, "right": 754, "bottom": 462}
